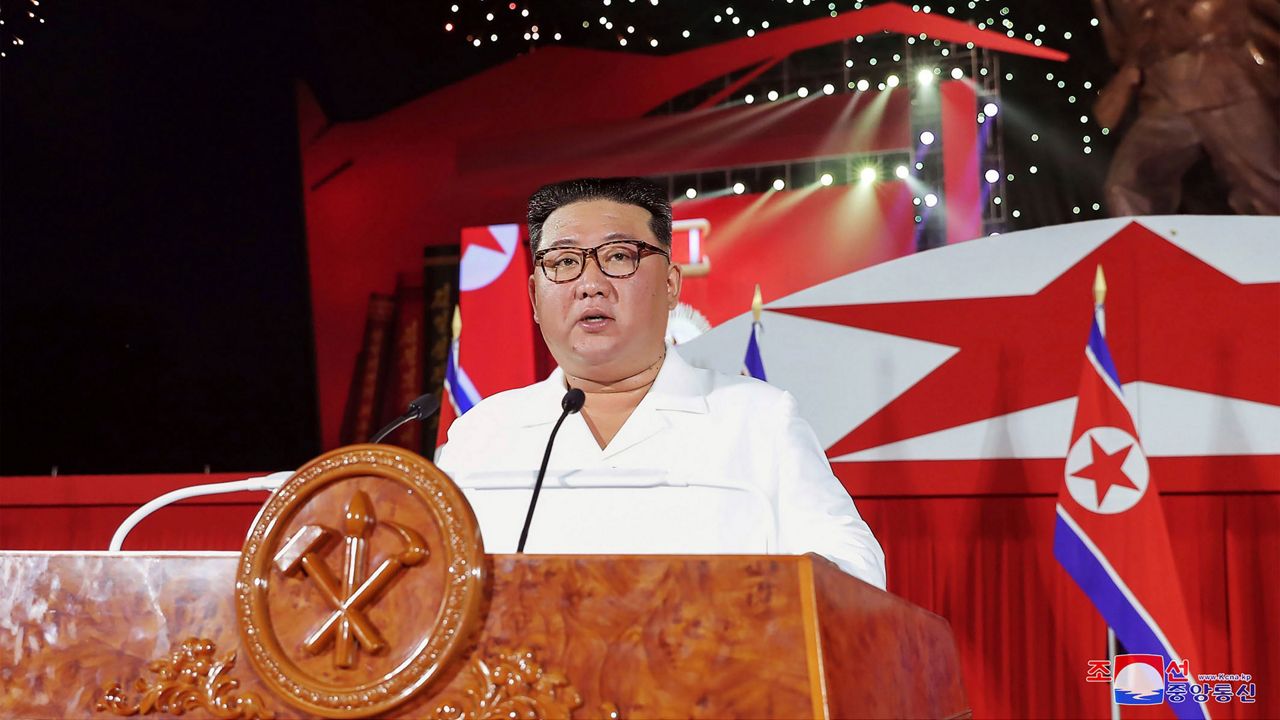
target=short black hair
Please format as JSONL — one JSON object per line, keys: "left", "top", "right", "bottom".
{"left": 527, "top": 177, "right": 672, "bottom": 253}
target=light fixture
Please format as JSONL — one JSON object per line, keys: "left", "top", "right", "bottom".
{"left": 924, "top": 193, "right": 939, "bottom": 207}
{"left": 859, "top": 166, "right": 877, "bottom": 183}
{"left": 820, "top": 173, "right": 834, "bottom": 186}
{"left": 773, "top": 178, "right": 786, "bottom": 191}
{"left": 916, "top": 68, "right": 935, "bottom": 86}
{"left": 685, "top": 188, "right": 697, "bottom": 199}
{"left": 920, "top": 130, "right": 936, "bottom": 145}
{"left": 733, "top": 182, "right": 746, "bottom": 194}
{"left": 895, "top": 165, "right": 909, "bottom": 179}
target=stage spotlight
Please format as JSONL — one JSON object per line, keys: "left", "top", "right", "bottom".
{"left": 985, "top": 169, "right": 1000, "bottom": 183}
{"left": 951, "top": 67, "right": 963, "bottom": 79}
{"left": 924, "top": 193, "right": 939, "bottom": 207}
{"left": 886, "top": 74, "right": 900, "bottom": 88}
{"left": 859, "top": 166, "right": 877, "bottom": 183}
{"left": 983, "top": 102, "right": 999, "bottom": 117}
{"left": 685, "top": 188, "right": 697, "bottom": 199}
{"left": 767, "top": 90, "right": 779, "bottom": 101}
{"left": 745, "top": 94, "right": 754, "bottom": 104}
{"left": 823, "top": 83, "right": 835, "bottom": 95}
{"left": 895, "top": 165, "right": 909, "bottom": 179}
{"left": 733, "top": 182, "right": 746, "bottom": 194}
{"left": 820, "top": 173, "right": 834, "bottom": 186}
{"left": 798, "top": 86, "right": 809, "bottom": 98}
{"left": 773, "top": 178, "right": 786, "bottom": 191}
{"left": 856, "top": 79, "right": 870, "bottom": 91}
{"left": 916, "top": 68, "right": 935, "bottom": 86}
{"left": 920, "top": 130, "right": 936, "bottom": 145}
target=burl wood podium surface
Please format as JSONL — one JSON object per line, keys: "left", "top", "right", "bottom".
{"left": 1, "top": 553, "right": 966, "bottom": 719}
{"left": 1, "top": 446, "right": 968, "bottom": 719}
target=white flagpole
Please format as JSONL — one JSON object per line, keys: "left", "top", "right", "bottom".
{"left": 1108, "top": 626, "right": 1120, "bottom": 720}
{"left": 1096, "top": 265, "right": 1120, "bottom": 720}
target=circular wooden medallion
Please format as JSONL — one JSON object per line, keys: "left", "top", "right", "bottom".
{"left": 236, "top": 444, "right": 486, "bottom": 718}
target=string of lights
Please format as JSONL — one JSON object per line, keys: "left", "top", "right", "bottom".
{"left": 5, "top": 1, "right": 1118, "bottom": 230}
{"left": 432, "top": 0, "right": 1117, "bottom": 231}
{"left": 0, "top": 0, "right": 46, "bottom": 60}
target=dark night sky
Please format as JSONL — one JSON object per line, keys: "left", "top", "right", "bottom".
{"left": 1, "top": 3, "right": 316, "bottom": 474}
{"left": 1, "top": 1, "right": 1152, "bottom": 474}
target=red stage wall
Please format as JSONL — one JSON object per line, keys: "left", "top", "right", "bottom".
{"left": 673, "top": 182, "right": 918, "bottom": 326}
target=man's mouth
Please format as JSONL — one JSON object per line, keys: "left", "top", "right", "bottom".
{"left": 577, "top": 310, "right": 615, "bottom": 330}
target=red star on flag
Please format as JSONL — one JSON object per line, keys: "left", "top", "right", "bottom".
{"left": 1071, "top": 436, "right": 1138, "bottom": 507}
{"left": 775, "top": 222, "right": 1280, "bottom": 458}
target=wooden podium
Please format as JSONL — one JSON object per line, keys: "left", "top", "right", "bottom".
{"left": 0, "top": 447, "right": 968, "bottom": 719}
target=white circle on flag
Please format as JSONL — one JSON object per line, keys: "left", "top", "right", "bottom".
{"left": 460, "top": 224, "right": 520, "bottom": 291}
{"left": 1064, "top": 426, "right": 1149, "bottom": 515}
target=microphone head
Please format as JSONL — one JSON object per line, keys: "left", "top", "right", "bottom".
{"left": 562, "top": 388, "right": 586, "bottom": 414}
{"left": 408, "top": 393, "right": 441, "bottom": 420}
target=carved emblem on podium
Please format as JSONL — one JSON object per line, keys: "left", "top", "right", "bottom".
{"left": 273, "top": 491, "right": 429, "bottom": 668}
{"left": 236, "top": 444, "right": 487, "bottom": 718}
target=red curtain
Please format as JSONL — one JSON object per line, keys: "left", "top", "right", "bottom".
{"left": 858, "top": 493, "right": 1278, "bottom": 719}
{"left": 2, "top": 474, "right": 1274, "bottom": 718}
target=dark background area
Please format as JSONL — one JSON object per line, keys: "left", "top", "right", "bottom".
{"left": 1, "top": 3, "right": 316, "bottom": 473}
{"left": 2, "top": 1, "right": 1139, "bottom": 474}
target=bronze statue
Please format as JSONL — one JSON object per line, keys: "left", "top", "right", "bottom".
{"left": 1093, "top": 0, "right": 1280, "bottom": 215}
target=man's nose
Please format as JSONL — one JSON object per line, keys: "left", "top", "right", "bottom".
{"left": 575, "top": 253, "right": 611, "bottom": 297}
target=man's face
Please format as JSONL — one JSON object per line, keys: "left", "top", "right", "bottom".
{"left": 528, "top": 198, "right": 681, "bottom": 382}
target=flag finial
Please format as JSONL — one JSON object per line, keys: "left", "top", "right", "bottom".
{"left": 451, "top": 305, "right": 462, "bottom": 340}
{"left": 1093, "top": 265, "right": 1107, "bottom": 307}
{"left": 751, "top": 284, "right": 763, "bottom": 323}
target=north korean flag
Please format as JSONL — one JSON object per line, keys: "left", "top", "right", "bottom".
{"left": 435, "top": 223, "right": 538, "bottom": 448}
{"left": 1054, "top": 305, "right": 1209, "bottom": 720}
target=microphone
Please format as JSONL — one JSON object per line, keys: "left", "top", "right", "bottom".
{"left": 516, "top": 387, "right": 586, "bottom": 553}
{"left": 369, "top": 393, "right": 442, "bottom": 443}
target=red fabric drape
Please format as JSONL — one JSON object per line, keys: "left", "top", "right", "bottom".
{"left": 858, "top": 493, "right": 1277, "bottom": 719}
{"left": 2, "top": 474, "right": 1274, "bottom": 718}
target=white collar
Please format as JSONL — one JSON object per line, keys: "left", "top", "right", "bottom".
{"left": 514, "top": 349, "right": 710, "bottom": 428}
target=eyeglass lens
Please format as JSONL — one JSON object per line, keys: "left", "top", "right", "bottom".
{"left": 540, "top": 242, "right": 642, "bottom": 282}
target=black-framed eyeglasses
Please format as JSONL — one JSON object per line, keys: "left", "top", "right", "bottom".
{"left": 533, "top": 239, "right": 670, "bottom": 283}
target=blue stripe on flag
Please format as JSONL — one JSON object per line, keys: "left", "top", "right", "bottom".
{"left": 1087, "top": 317, "right": 1123, "bottom": 390}
{"left": 744, "top": 322, "right": 767, "bottom": 381}
{"left": 444, "top": 343, "right": 479, "bottom": 415}
{"left": 1053, "top": 513, "right": 1209, "bottom": 720}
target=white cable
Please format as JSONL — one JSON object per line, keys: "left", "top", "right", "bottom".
{"left": 107, "top": 471, "right": 294, "bottom": 552}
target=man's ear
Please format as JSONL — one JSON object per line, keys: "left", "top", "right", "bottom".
{"left": 528, "top": 273, "right": 540, "bottom": 324}
{"left": 666, "top": 262, "right": 683, "bottom": 310}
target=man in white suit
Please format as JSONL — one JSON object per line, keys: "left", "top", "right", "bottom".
{"left": 436, "top": 177, "right": 886, "bottom": 589}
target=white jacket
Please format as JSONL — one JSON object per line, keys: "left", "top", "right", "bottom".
{"left": 436, "top": 351, "right": 887, "bottom": 589}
